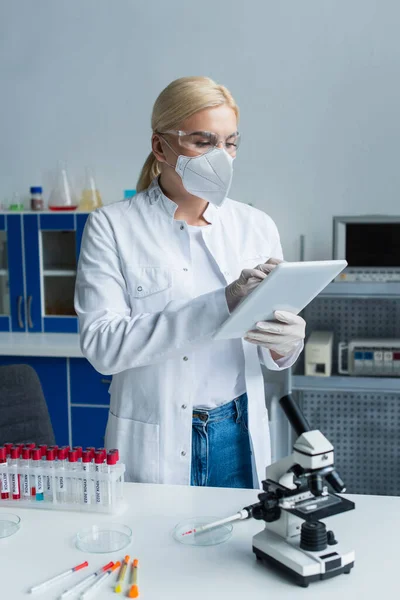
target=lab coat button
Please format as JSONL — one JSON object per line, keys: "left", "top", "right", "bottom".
{"left": 181, "top": 404, "right": 187, "bottom": 409}
{"left": 137, "top": 286, "right": 143, "bottom": 292}
{"left": 181, "top": 450, "right": 187, "bottom": 456}
{"left": 183, "top": 268, "right": 188, "bottom": 272}
{"left": 183, "top": 356, "right": 189, "bottom": 361}
{"left": 180, "top": 225, "right": 185, "bottom": 230}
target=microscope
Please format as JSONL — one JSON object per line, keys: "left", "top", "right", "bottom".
{"left": 249, "top": 394, "right": 355, "bottom": 587}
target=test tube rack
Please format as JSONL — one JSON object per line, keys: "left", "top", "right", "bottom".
{"left": 0, "top": 463, "right": 125, "bottom": 514}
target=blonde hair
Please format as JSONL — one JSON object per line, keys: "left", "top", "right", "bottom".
{"left": 136, "top": 76, "right": 239, "bottom": 192}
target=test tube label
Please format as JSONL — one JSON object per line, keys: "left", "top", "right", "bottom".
{"left": 22, "top": 473, "right": 30, "bottom": 496}
{"left": 58, "top": 475, "right": 65, "bottom": 492}
{"left": 11, "top": 473, "right": 20, "bottom": 496}
{"left": 1, "top": 473, "right": 10, "bottom": 494}
{"left": 82, "top": 463, "right": 90, "bottom": 504}
{"left": 37, "top": 474, "right": 44, "bottom": 494}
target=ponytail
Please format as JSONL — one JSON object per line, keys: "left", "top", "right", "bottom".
{"left": 136, "top": 152, "right": 161, "bottom": 193}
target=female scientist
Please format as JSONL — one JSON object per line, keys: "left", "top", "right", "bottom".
{"left": 75, "top": 76, "right": 305, "bottom": 488}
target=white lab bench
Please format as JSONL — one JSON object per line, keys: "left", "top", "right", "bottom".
{"left": 0, "top": 482, "right": 397, "bottom": 599}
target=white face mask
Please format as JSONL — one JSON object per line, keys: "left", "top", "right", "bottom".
{"left": 163, "top": 140, "right": 234, "bottom": 207}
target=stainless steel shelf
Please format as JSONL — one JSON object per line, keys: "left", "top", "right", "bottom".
{"left": 320, "top": 282, "right": 400, "bottom": 298}
{"left": 292, "top": 375, "right": 400, "bottom": 393}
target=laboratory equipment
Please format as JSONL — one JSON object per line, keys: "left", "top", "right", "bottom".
{"left": 30, "top": 187, "right": 44, "bottom": 211}
{"left": 338, "top": 338, "right": 400, "bottom": 376}
{"left": 75, "top": 523, "right": 132, "bottom": 553}
{"left": 115, "top": 554, "right": 130, "bottom": 593}
{"left": 80, "top": 562, "right": 120, "bottom": 600}
{"left": 215, "top": 260, "right": 347, "bottom": 341}
{"left": 305, "top": 331, "right": 334, "bottom": 377}
{"left": 333, "top": 215, "right": 400, "bottom": 282}
{"left": 250, "top": 394, "right": 355, "bottom": 587}
{"left": 78, "top": 169, "right": 103, "bottom": 211}
{"left": 0, "top": 513, "right": 20, "bottom": 538}
{"left": 28, "top": 561, "right": 88, "bottom": 594}
{"left": 59, "top": 561, "right": 114, "bottom": 599}
{"left": 173, "top": 517, "right": 233, "bottom": 546}
{"left": 48, "top": 165, "right": 78, "bottom": 211}
{"left": 128, "top": 559, "right": 139, "bottom": 599}
{"left": 0, "top": 444, "right": 125, "bottom": 513}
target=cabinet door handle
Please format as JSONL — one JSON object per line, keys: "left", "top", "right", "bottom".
{"left": 17, "top": 295, "right": 24, "bottom": 329}
{"left": 27, "top": 295, "right": 33, "bottom": 329}
{"left": 101, "top": 378, "right": 112, "bottom": 384}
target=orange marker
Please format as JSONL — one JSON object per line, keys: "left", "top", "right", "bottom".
{"left": 128, "top": 559, "right": 139, "bottom": 598}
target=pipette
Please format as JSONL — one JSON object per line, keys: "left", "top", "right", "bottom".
{"left": 181, "top": 508, "right": 253, "bottom": 536}
{"left": 128, "top": 559, "right": 139, "bottom": 598}
{"left": 80, "top": 562, "right": 120, "bottom": 599}
{"left": 115, "top": 554, "right": 130, "bottom": 593}
{"left": 58, "top": 561, "right": 114, "bottom": 599}
{"left": 28, "top": 561, "right": 88, "bottom": 593}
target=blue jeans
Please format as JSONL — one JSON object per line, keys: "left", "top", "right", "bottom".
{"left": 191, "top": 393, "right": 253, "bottom": 488}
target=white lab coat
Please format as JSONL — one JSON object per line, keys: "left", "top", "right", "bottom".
{"left": 75, "top": 179, "right": 302, "bottom": 486}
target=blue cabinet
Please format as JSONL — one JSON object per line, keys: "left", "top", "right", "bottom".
{"left": 71, "top": 406, "right": 109, "bottom": 448}
{"left": 0, "top": 212, "right": 89, "bottom": 334}
{"left": 70, "top": 357, "right": 111, "bottom": 447}
{"left": 70, "top": 358, "right": 111, "bottom": 406}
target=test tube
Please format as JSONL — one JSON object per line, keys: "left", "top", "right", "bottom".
{"left": 3, "top": 443, "right": 13, "bottom": 457}
{"left": 10, "top": 446, "right": 21, "bottom": 500}
{"left": 105, "top": 452, "right": 117, "bottom": 506}
{"left": 45, "top": 448, "right": 56, "bottom": 501}
{"left": 68, "top": 450, "right": 79, "bottom": 503}
{"left": 81, "top": 450, "right": 92, "bottom": 505}
{"left": 0, "top": 446, "right": 10, "bottom": 499}
{"left": 20, "top": 446, "right": 32, "bottom": 499}
{"left": 57, "top": 447, "right": 67, "bottom": 503}
{"left": 94, "top": 451, "right": 104, "bottom": 505}
{"left": 32, "top": 448, "right": 44, "bottom": 501}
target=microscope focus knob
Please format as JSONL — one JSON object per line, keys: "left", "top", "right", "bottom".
{"left": 300, "top": 521, "right": 327, "bottom": 552}
{"left": 327, "top": 530, "right": 338, "bottom": 545}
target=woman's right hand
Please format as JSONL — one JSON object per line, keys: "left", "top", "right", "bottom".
{"left": 225, "top": 258, "right": 282, "bottom": 313}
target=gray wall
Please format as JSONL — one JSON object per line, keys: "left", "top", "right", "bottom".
{"left": 1, "top": 0, "right": 399, "bottom": 259}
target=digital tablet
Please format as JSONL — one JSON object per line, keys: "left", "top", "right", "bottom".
{"left": 214, "top": 260, "right": 347, "bottom": 340}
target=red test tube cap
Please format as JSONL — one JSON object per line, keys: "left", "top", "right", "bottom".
{"left": 68, "top": 450, "right": 78, "bottom": 463}
{"left": 21, "top": 447, "right": 31, "bottom": 460}
{"left": 73, "top": 446, "right": 83, "bottom": 459}
{"left": 94, "top": 451, "right": 104, "bottom": 464}
{"left": 0, "top": 447, "right": 6, "bottom": 462}
{"left": 107, "top": 452, "right": 117, "bottom": 465}
{"left": 46, "top": 448, "right": 56, "bottom": 461}
{"left": 109, "top": 449, "right": 120, "bottom": 461}
{"left": 57, "top": 448, "right": 67, "bottom": 460}
{"left": 10, "top": 446, "right": 21, "bottom": 459}
{"left": 24, "top": 442, "right": 36, "bottom": 449}
{"left": 82, "top": 451, "right": 91, "bottom": 463}
{"left": 32, "top": 448, "right": 41, "bottom": 461}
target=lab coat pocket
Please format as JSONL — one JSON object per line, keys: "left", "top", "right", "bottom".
{"left": 125, "top": 266, "right": 173, "bottom": 313}
{"left": 105, "top": 411, "right": 160, "bottom": 483}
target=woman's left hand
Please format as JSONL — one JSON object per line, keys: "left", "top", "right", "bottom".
{"left": 244, "top": 310, "right": 306, "bottom": 358}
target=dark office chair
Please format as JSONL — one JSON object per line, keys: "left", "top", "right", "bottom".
{"left": 0, "top": 364, "right": 56, "bottom": 446}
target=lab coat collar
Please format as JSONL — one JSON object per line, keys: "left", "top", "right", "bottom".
{"left": 146, "top": 177, "right": 219, "bottom": 224}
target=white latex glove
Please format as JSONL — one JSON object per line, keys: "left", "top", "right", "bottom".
{"left": 244, "top": 310, "right": 306, "bottom": 357}
{"left": 225, "top": 258, "right": 282, "bottom": 313}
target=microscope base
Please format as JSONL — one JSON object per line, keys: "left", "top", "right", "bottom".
{"left": 252, "top": 530, "right": 354, "bottom": 587}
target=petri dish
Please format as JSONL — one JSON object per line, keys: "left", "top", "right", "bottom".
{"left": 0, "top": 513, "right": 21, "bottom": 539}
{"left": 76, "top": 523, "right": 132, "bottom": 553}
{"left": 173, "top": 516, "right": 233, "bottom": 546}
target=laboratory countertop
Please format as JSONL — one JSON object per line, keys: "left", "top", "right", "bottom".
{"left": 0, "top": 482, "right": 397, "bottom": 599}
{"left": 0, "top": 332, "right": 83, "bottom": 357}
